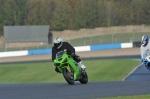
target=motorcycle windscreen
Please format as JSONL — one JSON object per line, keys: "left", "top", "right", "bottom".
{"left": 56, "top": 51, "right": 64, "bottom": 58}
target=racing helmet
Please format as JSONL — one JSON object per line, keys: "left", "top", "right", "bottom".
{"left": 53, "top": 37, "right": 63, "bottom": 49}
{"left": 141, "top": 35, "right": 149, "bottom": 47}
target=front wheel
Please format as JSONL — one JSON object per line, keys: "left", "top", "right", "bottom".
{"left": 62, "top": 68, "right": 74, "bottom": 85}
{"left": 79, "top": 70, "right": 88, "bottom": 84}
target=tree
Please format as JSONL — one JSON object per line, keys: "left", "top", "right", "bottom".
{"left": 0, "top": 0, "right": 5, "bottom": 36}
{"left": 50, "top": 0, "right": 71, "bottom": 30}
{"left": 4, "top": 0, "right": 28, "bottom": 25}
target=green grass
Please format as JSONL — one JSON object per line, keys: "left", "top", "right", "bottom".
{"left": 99, "top": 94, "right": 150, "bottom": 99}
{"left": 0, "top": 59, "right": 141, "bottom": 84}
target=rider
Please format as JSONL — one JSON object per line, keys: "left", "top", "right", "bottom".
{"left": 140, "top": 35, "right": 150, "bottom": 69}
{"left": 52, "top": 37, "right": 86, "bottom": 73}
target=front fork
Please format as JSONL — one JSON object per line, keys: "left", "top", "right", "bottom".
{"left": 57, "top": 64, "right": 71, "bottom": 73}
{"left": 61, "top": 64, "right": 81, "bottom": 80}
{"left": 62, "top": 65, "right": 71, "bottom": 72}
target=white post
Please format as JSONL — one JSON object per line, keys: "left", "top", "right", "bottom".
{"left": 112, "top": 30, "right": 114, "bottom": 44}
{"left": 84, "top": 40, "right": 86, "bottom": 46}
{"left": 5, "top": 43, "right": 7, "bottom": 52}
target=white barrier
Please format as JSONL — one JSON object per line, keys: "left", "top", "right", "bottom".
{"left": 0, "top": 50, "right": 28, "bottom": 58}
{"left": 74, "top": 46, "right": 90, "bottom": 52}
{"left": 121, "top": 43, "right": 133, "bottom": 48}
{"left": 0, "top": 43, "right": 134, "bottom": 58}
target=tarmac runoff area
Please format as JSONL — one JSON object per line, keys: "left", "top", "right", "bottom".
{"left": 0, "top": 48, "right": 140, "bottom": 63}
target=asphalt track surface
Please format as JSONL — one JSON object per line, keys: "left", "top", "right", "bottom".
{"left": 123, "top": 63, "right": 150, "bottom": 81}
{"left": 1, "top": 55, "right": 150, "bottom": 99}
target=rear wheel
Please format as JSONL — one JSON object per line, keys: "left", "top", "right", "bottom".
{"left": 79, "top": 70, "right": 88, "bottom": 84}
{"left": 62, "top": 68, "right": 74, "bottom": 85}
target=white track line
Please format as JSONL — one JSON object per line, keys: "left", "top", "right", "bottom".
{"left": 122, "top": 63, "right": 143, "bottom": 81}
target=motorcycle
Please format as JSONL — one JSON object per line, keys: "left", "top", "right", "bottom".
{"left": 54, "top": 50, "right": 88, "bottom": 85}
{"left": 143, "top": 49, "right": 150, "bottom": 70}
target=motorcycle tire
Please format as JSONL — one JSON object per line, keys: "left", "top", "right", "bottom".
{"left": 79, "top": 70, "right": 88, "bottom": 84}
{"left": 62, "top": 68, "right": 74, "bottom": 85}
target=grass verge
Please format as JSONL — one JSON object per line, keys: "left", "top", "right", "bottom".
{"left": 99, "top": 94, "right": 150, "bottom": 99}
{"left": 0, "top": 59, "right": 140, "bottom": 84}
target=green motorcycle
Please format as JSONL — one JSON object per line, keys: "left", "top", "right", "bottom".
{"left": 54, "top": 51, "right": 88, "bottom": 85}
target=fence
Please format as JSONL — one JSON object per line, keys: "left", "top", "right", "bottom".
{"left": 67, "top": 32, "right": 145, "bottom": 46}
{"left": 0, "top": 25, "right": 149, "bottom": 52}
{"left": 0, "top": 33, "right": 143, "bottom": 52}
{"left": 52, "top": 25, "right": 150, "bottom": 41}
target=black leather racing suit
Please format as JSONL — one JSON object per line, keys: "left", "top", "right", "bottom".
{"left": 52, "top": 42, "right": 81, "bottom": 72}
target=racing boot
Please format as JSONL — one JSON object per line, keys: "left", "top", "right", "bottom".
{"left": 78, "top": 61, "right": 86, "bottom": 76}
{"left": 78, "top": 61, "right": 86, "bottom": 70}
